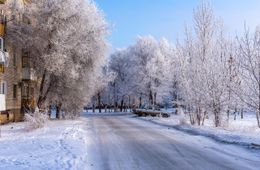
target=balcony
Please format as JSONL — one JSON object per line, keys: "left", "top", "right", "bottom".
{"left": 0, "top": 50, "right": 8, "bottom": 73}
{"left": 22, "top": 67, "right": 36, "bottom": 81}
{"left": 0, "top": 94, "right": 5, "bottom": 111}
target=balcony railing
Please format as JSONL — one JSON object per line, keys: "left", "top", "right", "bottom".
{"left": 0, "top": 94, "right": 5, "bottom": 111}
{"left": 22, "top": 67, "right": 36, "bottom": 80}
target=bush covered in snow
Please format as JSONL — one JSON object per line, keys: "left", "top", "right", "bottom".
{"left": 176, "top": 108, "right": 188, "bottom": 125}
{"left": 24, "top": 109, "right": 49, "bottom": 130}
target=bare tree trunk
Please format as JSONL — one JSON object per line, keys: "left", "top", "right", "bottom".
{"left": 226, "top": 109, "right": 230, "bottom": 123}
{"left": 37, "top": 71, "right": 53, "bottom": 110}
{"left": 214, "top": 111, "right": 220, "bottom": 127}
{"left": 226, "top": 57, "right": 233, "bottom": 124}
{"left": 196, "top": 106, "right": 202, "bottom": 126}
{"left": 128, "top": 95, "right": 131, "bottom": 112}
{"left": 123, "top": 103, "right": 127, "bottom": 112}
{"left": 257, "top": 110, "right": 260, "bottom": 128}
{"left": 109, "top": 104, "right": 111, "bottom": 112}
{"left": 189, "top": 112, "right": 195, "bottom": 125}
{"left": 120, "top": 99, "right": 124, "bottom": 112}
{"left": 37, "top": 70, "right": 47, "bottom": 108}
{"left": 92, "top": 104, "right": 95, "bottom": 113}
{"left": 153, "top": 92, "right": 157, "bottom": 110}
{"left": 113, "top": 82, "right": 117, "bottom": 112}
{"left": 240, "top": 108, "right": 244, "bottom": 119}
{"left": 202, "top": 111, "right": 207, "bottom": 126}
{"left": 149, "top": 90, "right": 153, "bottom": 108}
{"left": 97, "top": 92, "right": 102, "bottom": 113}
{"left": 114, "top": 102, "right": 118, "bottom": 112}
{"left": 213, "top": 102, "right": 221, "bottom": 127}
{"left": 56, "top": 103, "right": 62, "bottom": 119}
{"left": 139, "top": 94, "right": 142, "bottom": 108}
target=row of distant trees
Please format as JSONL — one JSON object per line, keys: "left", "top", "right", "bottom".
{"left": 93, "top": 2, "right": 260, "bottom": 128}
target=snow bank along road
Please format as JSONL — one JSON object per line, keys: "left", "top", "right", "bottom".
{"left": 85, "top": 113, "right": 260, "bottom": 170}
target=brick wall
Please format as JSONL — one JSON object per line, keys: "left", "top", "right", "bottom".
{"left": 5, "top": 45, "right": 23, "bottom": 121}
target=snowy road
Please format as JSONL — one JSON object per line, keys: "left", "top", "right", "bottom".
{"left": 85, "top": 114, "right": 260, "bottom": 170}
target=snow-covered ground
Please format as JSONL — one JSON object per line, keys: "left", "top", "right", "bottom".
{"left": 139, "top": 109, "right": 260, "bottom": 149}
{"left": 0, "top": 118, "right": 90, "bottom": 170}
{"left": 0, "top": 111, "right": 260, "bottom": 170}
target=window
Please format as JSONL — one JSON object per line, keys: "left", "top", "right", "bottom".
{"left": 13, "top": 84, "right": 17, "bottom": 99}
{"left": 0, "top": 81, "right": 6, "bottom": 94}
{"left": 22, "top": 83, "right": 29, "bottom": 99}
{"left": 22, "top": 15, "right": 31, "bottom": 25}
{"left": 22, "top": 49, "right": 30, "bottom": 68}
{"left": 0, "top": 37, "right": 3, "bottom": 51}
{"left": 0, "top": 63, "right": 4, "bottom": 73}
{"left": 13, "top": 48, "right": 16, "bottom": 66}
{"left": 0, "top": 13, "right": 6, "bottom": 26}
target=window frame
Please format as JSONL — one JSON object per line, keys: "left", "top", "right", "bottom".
{"left": 13, "top": 84, "right": 17, "bottom": 99}
{"left": 0, "top": 81, "right": 7, "bottom": 95}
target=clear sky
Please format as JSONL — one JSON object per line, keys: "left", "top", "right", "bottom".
{"left": 94, "top": 0, "right": 260, "bottom": 51}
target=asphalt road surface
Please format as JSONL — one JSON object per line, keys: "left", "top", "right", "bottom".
{"left": 85, "top": 114, "right": 260, "bottom": 170}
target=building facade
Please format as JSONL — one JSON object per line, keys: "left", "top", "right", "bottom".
{"left": 0, "top": 0, "right": 35, "bottom": 124}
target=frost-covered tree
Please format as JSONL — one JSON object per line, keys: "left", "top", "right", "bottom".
{"left": 131, "top": 36, "right": 173, "bottom": 109}
{"left": 176, "top": 2, "right": 216, "bottom": 126}
{"left": 129, "top": 36, "right": 159, "bottom": 108}
{"left": 147, "top": 38, "right": 173, "bottom": 108}
{"left": 108, "top": 48, "right": 136, "bottom": 111}
{"left": 4, "top": 0, "right": 109, "bottom": 116}
{"left": 237, "top": 26, "right": 260, "bottom": 128}
{"left": 91, "top": 67, "right": 115, "bottom": 113}
{"left": 175, "top": 2, "right": 240, "bottom": 127}
{"left": 108, "top": 36, "right": 173, "bottom": 110}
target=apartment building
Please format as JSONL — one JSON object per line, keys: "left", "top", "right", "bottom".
{"left": 0, "top": 0, "right": 11, "bottom": 123}
{"left": 0, "top": 0, "right": 36, "bottom": 124}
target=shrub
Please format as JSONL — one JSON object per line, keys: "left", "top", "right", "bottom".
{"left": 24, "top": 109, "right": 49, "bottom": 130}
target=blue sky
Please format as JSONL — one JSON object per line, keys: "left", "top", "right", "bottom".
{"left": 94, "top": 0, "right": 260, "bottom": 51}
